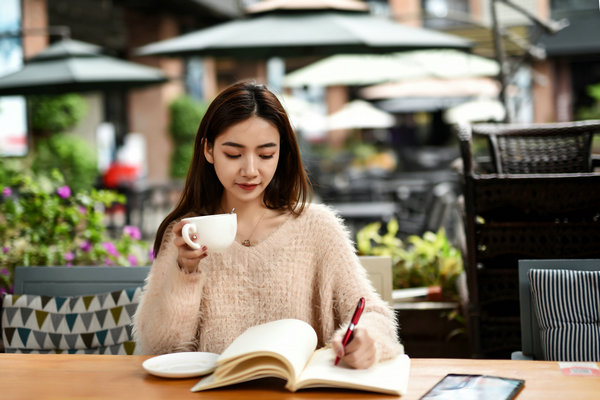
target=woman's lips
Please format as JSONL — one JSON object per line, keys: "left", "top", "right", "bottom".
{"left": 238, "top": 183, "right": 259, "bottom": 191}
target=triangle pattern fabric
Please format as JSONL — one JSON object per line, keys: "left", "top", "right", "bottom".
{"left": 19, "top": 308, "right": 33, "bottom": 326}
{"left": 49, "top": 332, "right": 62, "bottom": 348}
{"left": 111, "top": 290, "right": 122, "bottom": 305}
{"left": 80, "top": 312, "right": 93, "bottom": 331}
{"left": 26, "top": 294, "right": 37, "bottom": 307}
{"left": 110, "top": 306, "right": 123, "bottom": 325}
{"left": 96, "top": 293, "right": 108, "bottom": 308}
{"left": 35, "top": 310, "right": 49, "bottom": 329}
{"left": 17, "top": 328, "right": 31, "bottom": 347}
{"left": 41, "top": 296, "right": 53, "bottom": 309}
{"left": 96, "top": 329, "right": 108, "bottom": 346}
{"left": 82, "top": 295, "right": 95, "bottom": 311}
{"left": 34, "top": 331, "right": 47, "bottom": 348}
{"left": 65, "top": 313, "right": 78, "bottom": 332}
{"left": 124, "top": 304, "right": 138, "bottom": 319}
{"left": 51, "top": 313, "right": 64, "bottom": 331}
{"left": 10, "top": 294, "right": 22, "bottom": 305}
{"left": 69, "top": 297, "right": 79, "bottom": 310}
{"left": 4, "top": 327, "right": 16, "bottom": 346}
{"left": 55, "top": 297, "right": 67, "bottom": 312}
{"left": 2, "top": 287, "right": 142, "bottom": 354}
{"left": 4, "top": 307, "right": 17, "bottom": 325}
{"left": 96, "top": 309, "right": 108, "bottom": 327}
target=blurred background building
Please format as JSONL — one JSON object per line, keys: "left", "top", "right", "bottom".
{"left": 1, "top": 0, "right": 599, "bottom": 240}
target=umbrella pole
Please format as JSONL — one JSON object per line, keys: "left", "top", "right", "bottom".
{"left": 489, "top": 0, "right": 510, "bottom": 123}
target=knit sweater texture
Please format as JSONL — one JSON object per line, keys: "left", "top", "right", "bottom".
{"left": 133, "top": 203, "right": 403, "bottom": 362}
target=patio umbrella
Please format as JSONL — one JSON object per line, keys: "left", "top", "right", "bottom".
{"left": 443, "top": 99, "right": 506, "bottom": 124}
{"left": 0, "top": 39, "right": 168, "bottom": 96}
{"left": 283, "top": 49, "right": 499, "bottom": 87}
{"left": 135, "top": 1, "right": 471, "bottom": 59}
{"left": 360, "top": 77, "right": 501, "bottom": 99}
{"left": 327, "top": 100, "right": 394, "bottom": 131}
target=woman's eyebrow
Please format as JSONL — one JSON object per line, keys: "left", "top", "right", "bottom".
{"left": 221, "top": 141, "right": 278, "bottom": 149}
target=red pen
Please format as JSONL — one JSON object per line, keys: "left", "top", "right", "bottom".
{"left": 334, "top": 297, "right": 365, "bottom": 366}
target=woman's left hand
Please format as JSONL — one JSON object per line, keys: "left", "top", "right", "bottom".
{"left": 331, "top": 327, "right": 376, "bottom": 369}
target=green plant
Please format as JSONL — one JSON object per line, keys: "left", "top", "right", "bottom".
{"left": 32, "top": 133, "right": 99, "bottom": 194}
{"left": 168, "top": 95, "right": 207, "bottom": 179}
{"left": 30, "top": 93, "right": 88, "bottom": 133}
{"left": 0, "top": 164, "right": 152, "bottom": 295}
{"left": 576, "top": 83, "right": 600, "bottom": 120}
{"left": 357, "top": 220, "right": 463, "bottom": 300}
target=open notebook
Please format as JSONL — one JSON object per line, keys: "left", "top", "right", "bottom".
{"left": 191, "top": 318, "right": 410, "bottom": 395}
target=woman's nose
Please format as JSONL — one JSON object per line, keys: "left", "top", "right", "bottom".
{"left": 241, "top": 155, "right": 258, "bottom": 177}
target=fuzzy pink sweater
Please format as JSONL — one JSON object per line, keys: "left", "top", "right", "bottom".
{"left": 133, "top": 203, "right": 403, "bottom": 361}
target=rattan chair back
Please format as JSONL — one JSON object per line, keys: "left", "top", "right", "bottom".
{"left": 471, "top": 120, "right": 600, "bottom": 174}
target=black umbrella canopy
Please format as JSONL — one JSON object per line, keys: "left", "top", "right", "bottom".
{"left": 0, "top": 39, "right": 168, "bottom": 96}
{"left": 135, "top": 0, "right": 472, "bottom": 59}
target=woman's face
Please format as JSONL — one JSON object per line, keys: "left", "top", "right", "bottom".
{"left": 204, "top": 116, "right": 280, "bottom": 207}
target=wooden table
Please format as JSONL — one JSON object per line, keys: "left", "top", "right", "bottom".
{"left": 1, "top": 354, "right": 599, "bottom": 400}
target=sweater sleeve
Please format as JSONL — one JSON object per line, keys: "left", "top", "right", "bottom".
{"left": 133, "top": 222, "right": 205, "bottom": 354}
{"left": 313, "top": 205, "right": 404, "bottom": 362}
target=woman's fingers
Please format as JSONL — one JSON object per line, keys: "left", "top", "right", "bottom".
{"left": 334, "top": 327, "right": 376, "bottom": 369}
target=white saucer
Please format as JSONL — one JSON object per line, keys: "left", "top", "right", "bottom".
{"left": 142, "top": 352, "right": 219, "bottom": 378}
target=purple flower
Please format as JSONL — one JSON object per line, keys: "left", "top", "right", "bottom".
{"left": 1, "top": 268, "right": 8, "bottom": 276}
{"left": 2, "top": 246, "right": 8, "bottom": 254}
{"left": 149, "top": 248, "right": 155, "bottom": 261}
{"left": 128, "top": 254, "right": 138, "bottom": 266}
{"left": 104, "top": 258, "right": 114, "bottom": 266}
{"left": 80, "top": 241, "right": 92, "bottom": 252}
{"left": 123, "top": 225, "right": 142, "bottom": 240}
{"left": 57, "top": 185, "right": 71, "bottom": 199}
{"left": 2, "top": 187, "right": 11, "bottom": 197}
{"left": 64, "top": 251, "right": 75, "bottom": 262}
{"left": 103, "top": 242, "right": 119, "bottom": 257}
{"left": 78, "top": 206, "right": 87, "bottom": 214}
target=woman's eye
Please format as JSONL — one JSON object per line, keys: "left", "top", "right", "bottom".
{"left": 260, "top": 154, "right": 274, "bottom": 160}
{"left": 225, "top": 154, "right": 241, "bottom": 159}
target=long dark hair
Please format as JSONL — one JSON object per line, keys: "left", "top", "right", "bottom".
{"left": 153, "top": 81, "right": 312, "bottom": 257}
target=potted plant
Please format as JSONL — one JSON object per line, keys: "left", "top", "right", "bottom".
{"left": 357, "top": 219, "right": 463, "bottom": 300}
{"left": 356, "top": 219, "right": 467, "bottom": 357}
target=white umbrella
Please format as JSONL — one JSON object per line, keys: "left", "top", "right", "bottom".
{"left": 283, "top": 49, "right": 499, "bottom": 87}
{"left": 278, "top": 94, "right": 327, "bottom": 140}
{"left": 327, "top": 100, "right": 395, "bottom": 131}
{"left": 284, "top": 54, "right": 424, "bottom": 87}
{"left": 444, "top": 99, "right": 506, "bottom": 124}
{"left": 361, "top": 77, "right": 501, "bottom": 99}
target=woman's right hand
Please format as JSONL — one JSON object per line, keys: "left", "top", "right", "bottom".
{"left": 173, "top": 220, "right": 208, "bottom": 274}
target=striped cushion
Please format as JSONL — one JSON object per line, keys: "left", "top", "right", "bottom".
{"left": 529, "top": 269, "right": 600, "bottom": 361}
{"left": 1, "top": 287, "right": 142, "bottom": 354}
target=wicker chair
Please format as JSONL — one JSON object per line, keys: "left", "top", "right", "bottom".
{"left": 471, "top": 120, "right": 600, "bottom": 174}
{"left": 455, "top": 121, "right": 600, "bottom": 358}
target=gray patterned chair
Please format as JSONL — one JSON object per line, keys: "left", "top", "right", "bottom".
{"left": 513, "top": 259, "right": 600, "bottom": 361}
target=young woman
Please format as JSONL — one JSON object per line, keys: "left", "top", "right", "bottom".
{"left": 133, "top": 81, "right": 403, "bottom": 369}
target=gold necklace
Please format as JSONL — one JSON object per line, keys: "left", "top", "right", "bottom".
{"left": 241, "top": 209, "right": 268, "bottom": 247}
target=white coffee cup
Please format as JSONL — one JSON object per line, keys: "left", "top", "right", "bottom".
{"left": 181, "top": 213, "right": 237, "bottom": 252}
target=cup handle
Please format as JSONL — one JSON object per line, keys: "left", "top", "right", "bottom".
{"left": 182, "top": 223, "right": 201, "bottom": 250}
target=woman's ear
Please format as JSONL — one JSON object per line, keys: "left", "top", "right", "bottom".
{"left": 203, "top": 139, "right": 214, "bottom": 164}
